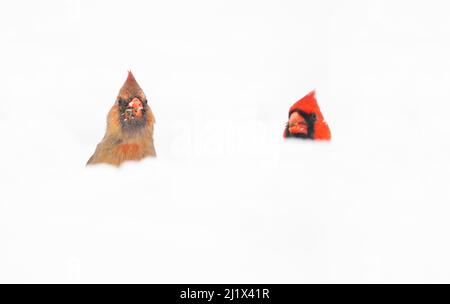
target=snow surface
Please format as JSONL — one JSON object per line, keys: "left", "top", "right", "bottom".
{"left": 1, "top": 0, "right": 450, "bottom": 283}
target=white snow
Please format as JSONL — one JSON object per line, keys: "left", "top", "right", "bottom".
{"left": 0, "top": 0, "right": 449, "bottom": 283}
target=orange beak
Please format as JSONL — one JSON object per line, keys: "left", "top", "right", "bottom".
{"left": 127, "top": 98, "right": 143, "bottom": 119}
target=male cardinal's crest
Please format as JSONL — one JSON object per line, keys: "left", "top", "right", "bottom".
{"left": 87, "top": 72, "right": 156, "bottom": 166}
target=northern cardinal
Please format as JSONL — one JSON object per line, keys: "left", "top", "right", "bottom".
{"left": 284, "top": 90, "right": 331, "bottom": 140}
{"left": 87, "top": 72, "right": 156, "bottom": 166}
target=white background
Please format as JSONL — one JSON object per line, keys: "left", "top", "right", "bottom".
{"left": 0, "top": 0, "right": 449, "bottom": 283}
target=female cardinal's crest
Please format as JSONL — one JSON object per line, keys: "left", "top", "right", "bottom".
{"left": 118, "top": 71, "right": 146, "bottom": 101}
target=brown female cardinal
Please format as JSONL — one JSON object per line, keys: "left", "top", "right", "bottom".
{"left": 86, "top": 71, "right": 156, "bottom": 166}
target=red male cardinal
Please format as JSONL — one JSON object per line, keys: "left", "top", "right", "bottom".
{"left": 87, "top": 72, "right": 156, "bottom": 166}
{"left": 283, "top": 90, "right": 331, "bottom": 140}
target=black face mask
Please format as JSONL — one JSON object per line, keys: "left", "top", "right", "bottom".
{"left": 284, "top": 110, "right": 316, "bottom": 139}
{"left": 286, "top": 132, "right": 310, "bottom": 139}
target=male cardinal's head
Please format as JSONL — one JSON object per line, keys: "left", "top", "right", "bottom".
{"left": 284, "top": 90, "right": 331, "bottom": 140}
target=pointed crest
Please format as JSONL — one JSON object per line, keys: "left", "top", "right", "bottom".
{"left": 118, "top": 71, "right": 146, "bottom": 100}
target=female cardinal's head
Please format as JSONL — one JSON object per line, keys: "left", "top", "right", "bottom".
{"left": 108, "top": 71, "right": 154, "bottom": 133}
